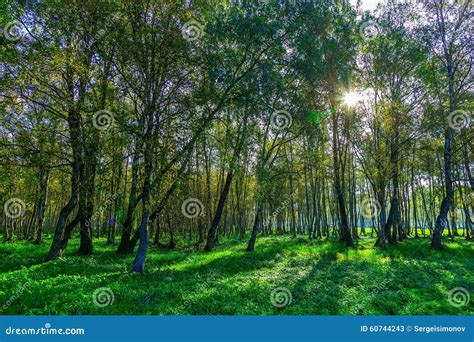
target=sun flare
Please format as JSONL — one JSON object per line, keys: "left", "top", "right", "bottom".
{"left": 342, "top": 91, "right": 361, "bottom": 107}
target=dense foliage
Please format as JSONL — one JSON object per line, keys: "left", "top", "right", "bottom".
{"left": 0, "top": 0, "right": 472, "bottom": 315}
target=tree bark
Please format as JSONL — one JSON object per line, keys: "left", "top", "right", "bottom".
{"left": 332, "top": 108, "right": 354, "bottom": 248}
{"left": 431, "top": 1, "right": 457, "bottom": 250}
{"left": 204, "top": 170, "right": 234, "bottom": 251}
{"left": 45, "top": 107, "right": 83, "bottom": 261}
{"left": 35, "top": 168, "right": 50, "bottom": 245}
{"left": 246, "top": 206, "right": 262, "bottom": 252}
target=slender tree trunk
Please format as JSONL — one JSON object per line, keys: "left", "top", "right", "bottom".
{"left": 132, "top": 123, "right": 154, "bottom": 272}
{"left": 246, "top": 206, "right": 262, "bottom": 252}
{"left": 78, "top": 139, "right": 97, "bottom": 255}
{"left": 35, "top": 168, "right": 50, "bottom": 245}
{"left": 204, "top": 171, "right": 234, "bottom": 251}
{"left": 152, "top": 217, "right": 161, "bottom": 246}
{"left": 332, "top": 108, "right": 354, "bottom": 247}
{"left": 116, "top": 151, "right": 140, "bottom": 254}
{"left": 432, "top": 4, "right": 456, "bottom": 250}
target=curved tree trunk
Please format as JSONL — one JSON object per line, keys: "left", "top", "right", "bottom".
{"left": 246, "top": 206, "right": 262, "bottom": 252}
{"left": 45, "top": 108, "right": 83, "bottom": 261}
{"left": 116, "top": 151, "right": 140, "bottom": 254}
{"left": 431, "top": 2, "right": 457, "bottom": 251}
{"left": 204, "top": 170, "right": 234, "bottom": 251}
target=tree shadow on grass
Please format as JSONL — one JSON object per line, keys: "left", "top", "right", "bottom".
{"left": 4, "top": 236, "right": 472, "bottom": 315}
{"left": 170, "top": 242, "right": 351, "bottom": 315}
{"left": 283, "top": 254, "right": 393, "bottom": 315}
{"left": 0, "top": 237, "right": 299, "bottom": 314}
{"left": 147, "top": 242, "right": 284, "bottom": 278}
{"left": 376, "top": 257, "right": 474, "bottom": 315}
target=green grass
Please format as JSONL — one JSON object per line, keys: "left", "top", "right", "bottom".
{"left": 0, "top": 234, "right": 472, "bottom": 315}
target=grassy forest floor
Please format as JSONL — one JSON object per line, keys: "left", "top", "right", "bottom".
{"left": 0, "top": 233, "right": 472, "bottom": 315}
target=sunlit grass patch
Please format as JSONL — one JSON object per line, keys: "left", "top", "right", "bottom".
{"left": 0, "top": 235, "right": 472, "bottom": 315}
